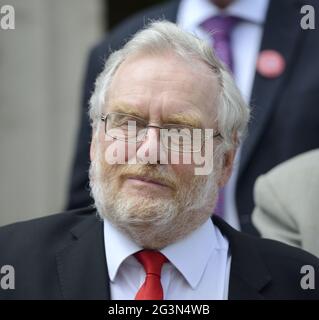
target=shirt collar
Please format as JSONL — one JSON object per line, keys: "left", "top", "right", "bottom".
{"left": 103, "top": 219, "right": 143, "bottom": 282}
{"left": 177, "top": 0, "right": 270, "bottom": 30}
{"left": 161, "top": 218, "right": 228, "bottom": 289}
{"left": 103, "top": 217, "right": 228, "bottom": 289}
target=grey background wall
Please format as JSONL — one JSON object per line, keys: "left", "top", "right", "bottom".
{"left": 0, "top": 0, "right": 104, "bottom": 226}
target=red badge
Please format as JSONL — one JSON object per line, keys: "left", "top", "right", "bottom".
{"left": 256, "top": 50, "right": 285, "bottom": 78}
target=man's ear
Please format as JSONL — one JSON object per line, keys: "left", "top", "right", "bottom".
{"left": 218, "top": 148, "right": 236, "bottom": 188}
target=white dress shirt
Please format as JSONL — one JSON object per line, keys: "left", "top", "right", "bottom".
{"left": 104, "top": 218, "right": 231, "bottom": 300}
{"left": 177, "top": 0, "right": 270, "bottom": 230}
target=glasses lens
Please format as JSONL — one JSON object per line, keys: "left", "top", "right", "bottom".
{"left": 106, "top": 113, "right": 147, "bottom": 142}
{"left": 105, "top": 113, "right": 207, "bottom": 152}
{"left": 161, "top": 127, "right": 203, "bottom": 152}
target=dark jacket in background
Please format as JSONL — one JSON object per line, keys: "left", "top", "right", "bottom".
{"left": 66, "top": 0, "right": 319, "bottom": 235}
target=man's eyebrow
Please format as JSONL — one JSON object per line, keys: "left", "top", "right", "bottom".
{"left": 165, "top": 112, "right": 203, "bottom": 128}
{"left": 108, "top": 103, "right": 146, "bottom": 119}
{"left": 108, "top": 103, "right": 204, "bottom": 127}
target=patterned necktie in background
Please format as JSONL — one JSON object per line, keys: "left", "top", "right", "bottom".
{"left": 134, "top": 250, "right": 168, "bottom": 300}
{"left": 200, "top": 15, "right": 239, "bottom": 71}
{"left": 200, "top": 15, "right": 239, "bottom": 217}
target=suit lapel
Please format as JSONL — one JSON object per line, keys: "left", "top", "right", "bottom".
{"left": 56, "top": 213, "right": 110, "bottom": 300}
{"left": 213, "top": 216, "right": 271, "bottom": 299}
{"left": 56, "top": 212, "right": 270, "bottom": 299}
{"left": 239, "top": 0, "right": 304, "bottom": 177}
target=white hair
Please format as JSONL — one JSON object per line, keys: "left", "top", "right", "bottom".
{"left": 89, "top": 20, "right": 250, "bottom": 151}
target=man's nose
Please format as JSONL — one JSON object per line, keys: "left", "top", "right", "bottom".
{"left": 136, "top": 126, "right": 167, "bottom": 164}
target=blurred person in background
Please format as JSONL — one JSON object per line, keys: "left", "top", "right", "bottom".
{"left": 253, "top": 149, "right": 319, "bottom": 257}
{"left": 67, "top": 0, "right": 319, "bottom": 235}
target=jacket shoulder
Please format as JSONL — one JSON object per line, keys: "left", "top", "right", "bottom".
{"left": 214, "top": 216, "right": 319, "bottom": 298}
{"left": 255, "top": 235, "right": 319, "bottom": 265}
{"left": 0, "top": 206, "right": 97, "bottom": 255}
{"left": 252, "top": 236, "right": 319, "bottom": 298}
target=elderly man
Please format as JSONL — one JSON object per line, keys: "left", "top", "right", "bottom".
{"left": 0, "top": 21, "right": 318, "bottom": 300}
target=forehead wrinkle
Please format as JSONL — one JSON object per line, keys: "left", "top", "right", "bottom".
{"left": 107, "top": 55, "right": 219, "bottom": 127}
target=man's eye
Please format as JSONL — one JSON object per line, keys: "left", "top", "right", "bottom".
{"left": 114, "top": 117, "right": 145, "bottom": 129}
{"left": 114, "top": 117, "right": 134, "bottom": 126}
{"left": 165, "top": 127, "right": 193, "bottom": 136}
{"left": 179, "top": 128, "right": 193, "bottom": 137}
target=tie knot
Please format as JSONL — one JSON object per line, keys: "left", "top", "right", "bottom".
{"left": 134, "top": 250, "right": 168, "bottom": 276}
{"left": 200, "top": 15, "right": 240, "bottom": 39}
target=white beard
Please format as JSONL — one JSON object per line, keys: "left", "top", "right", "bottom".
{"left": 89, "top": 145, "right": 221, "bottom": 249}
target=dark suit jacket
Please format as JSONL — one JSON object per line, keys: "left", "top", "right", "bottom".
{"left": 0, "top": 206, "right": 318, "bottom": 299}
{"left": 66, "top": 0, "right": 319, "bottom": 235}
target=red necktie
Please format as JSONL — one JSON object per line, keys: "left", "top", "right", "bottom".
{"left": 134, "top": 250, "right": 168, "bottom": 300}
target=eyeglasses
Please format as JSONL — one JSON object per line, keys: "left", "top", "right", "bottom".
{"left": 101, "top": 112, "right": 222, "bottom": 153}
